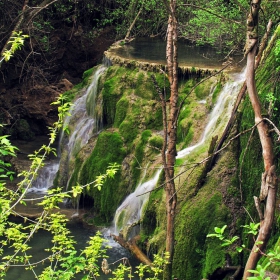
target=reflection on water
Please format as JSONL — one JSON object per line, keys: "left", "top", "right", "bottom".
{"left": 111, "top": 37, "right": 243, "bottom": 69}
{"left": 5, "top": 218, "right": 138, "bottom": 280}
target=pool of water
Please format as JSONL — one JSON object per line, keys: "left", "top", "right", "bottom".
{"left": 111, "top": 37, "right": 243, "bottom": 69}
{"left": 4, "top": 217, "right": 138, "bottom": 279}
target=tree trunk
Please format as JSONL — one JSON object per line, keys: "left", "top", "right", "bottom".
{"left": 163, "top": 1, "right": 178, "bottom": 279}
{"left": 243, "top": 2, "right": 278, "bottom": 278}
{"left": 211, "top": 19, "right": 273, "bottom": 171}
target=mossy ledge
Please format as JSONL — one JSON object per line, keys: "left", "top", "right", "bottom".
{"left": 104, "top": 45, "right": 215, "bottom": 80}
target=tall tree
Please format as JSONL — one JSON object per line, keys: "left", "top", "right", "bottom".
{"left": 162, "top": 0, "right": 178, "bottom": 279}
{"left": 243, "top": 1, "right": 277, "bottom": 278}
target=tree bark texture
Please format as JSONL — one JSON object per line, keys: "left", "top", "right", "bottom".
{"left": 163, "top": 1, "right": 178, "bottom": 279}
{"left": 243, "top": 2, "right": 278, "bottom": 278}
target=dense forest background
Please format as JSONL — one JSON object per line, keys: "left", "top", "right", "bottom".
{"left": 0, "top": 0, "right": 279, "bottom": 139}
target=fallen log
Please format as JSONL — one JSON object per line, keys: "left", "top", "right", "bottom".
{"left": 112, "top": 234, "right": 152, "bottom": 266}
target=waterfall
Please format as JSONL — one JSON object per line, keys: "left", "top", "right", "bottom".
{"left": 56, "top": 65, "right": 107, "bottom": 195}
{"left": 28, "top": 65, "right": 107, "bottom": 196}
{"left": 111, "top": 69, "right": 246, "bottom": 235}
{"left": 63, "top": 65, "right": 107, "bottom": 159}
{"left": 112, "top": 169, "right": 162, "bottom": 235}
{"left": 27, "top": 160, "right": 59, "bottom": 193}
{"left": 177, "top": 70, "right": 245, "bottom": 158}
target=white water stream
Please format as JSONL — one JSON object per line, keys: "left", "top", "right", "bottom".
{"left": 111, "top": 69, "right": 246, "bottom": 235}
{"left": 28, "top": 65, "right": 107, "bottom": 194}
{"left": 27, "top": 160, "right": 59, "bottom": 193}
{"left": 63, "top": 65, "right": 107, "bottom": 160}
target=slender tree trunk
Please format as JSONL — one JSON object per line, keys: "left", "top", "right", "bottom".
{"left": 243, "top": 1, "right": 278, "bottom": 278}
{"left": 124, "top": 4, "right": 143, "bottom": 42}
{"left": 163, "top": 1, "right": 178, "bottom": 279}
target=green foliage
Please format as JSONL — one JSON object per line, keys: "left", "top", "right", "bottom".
{"left": 136, "top": 252, "right": 170, "bottom": 280}
{"left": 207, "top": 225, "right": 239, "bottom": 247}
{"left": 2, "top": 31, "right": 28, "bottom": 62}
{"left": 181, "top": 0, "right": 246, "bottom": 51}
{"left": 247, "top": 263, "right": 271, "bottom": 280}
{"left": 0, "top": 96, "right": 133, "bottom": 279}
{"left": 0, "top": 132, "right": 18, "bottom": 181}
{"left": 206, "top": 221, "right": 280, "bottom": 278}
{"left": 242, "top": 222, "right": 260, "bottom": 236}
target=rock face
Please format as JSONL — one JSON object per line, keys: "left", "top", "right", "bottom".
{"left": 0, "top": 26, "right": 115, "bottom": 139}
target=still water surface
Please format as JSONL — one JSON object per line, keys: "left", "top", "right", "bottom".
{"left": 111, "top": 37, "right": 243, "bottom": 69}
{"left": 5, "top": 217, "right": 137, "bottom": 279}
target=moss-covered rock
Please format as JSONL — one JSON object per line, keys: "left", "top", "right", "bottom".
{"left": 79, "top": 131, "right": 126, "bottom": 224}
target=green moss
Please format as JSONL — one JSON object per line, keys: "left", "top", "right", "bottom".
{"left": 114, "top": 97, "right": 129, "bottom": 127}
{"left": 212, "top": 82, "right": 222, "bottom": 104}
{"left": 149, "top": 135, "right": 163, "bottom": 152}
{"left": 177, "top": 119, "right": 193, "bottom": 145}
{"left": 63, "top": 67, "right": 97, "bottom": 102}
{"left": 68, "top": 157, "right": 83, "bottom": 188}
{"left": 119, "top": 119, "right": 138, "bottom": 144}
{"left": 146, "top": 108, "right": 163, "bottom": 130}
{"left": 173, "top": 191, "right": 228, "bottom": 279}
{"left": 141, "top": 186, "right": 164, "bottom": 254}
{"left": 79, "top": 131, "right": 126, "bottom": 224}
{"left": 194, "top": 79, "right": 212, "bottom": 99}
{"left": 131, "top": 130, "right": 152, "bottom": 186}
{"left": 102, "top": 77, "right": 122, "bottom": 125}
{"left": 82, "top": 68, "right": 95, "bottom": 82}
{"left": 237, "top": 25, "right": 280, "bottom": 266}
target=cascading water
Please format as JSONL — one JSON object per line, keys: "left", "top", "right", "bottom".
{"left": 112, "top": 169, "right": 162, "bottom": 236}
{"left": 27, "top": 160, "right": 59, "bottom": 193}
{"left": 177, "top": 70, "right": 245, "bottom": 158}
{"left": 112, "top": 69, "right": 246, "bottom": 236}
{"left": 27, "top": 65, "right": 107, "bottom": 197}
{"left": 63, "top": 65, "right": 107, "bottom": 162}
{"left": 58, "top": 65, "right": 108, "bottom": 216}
